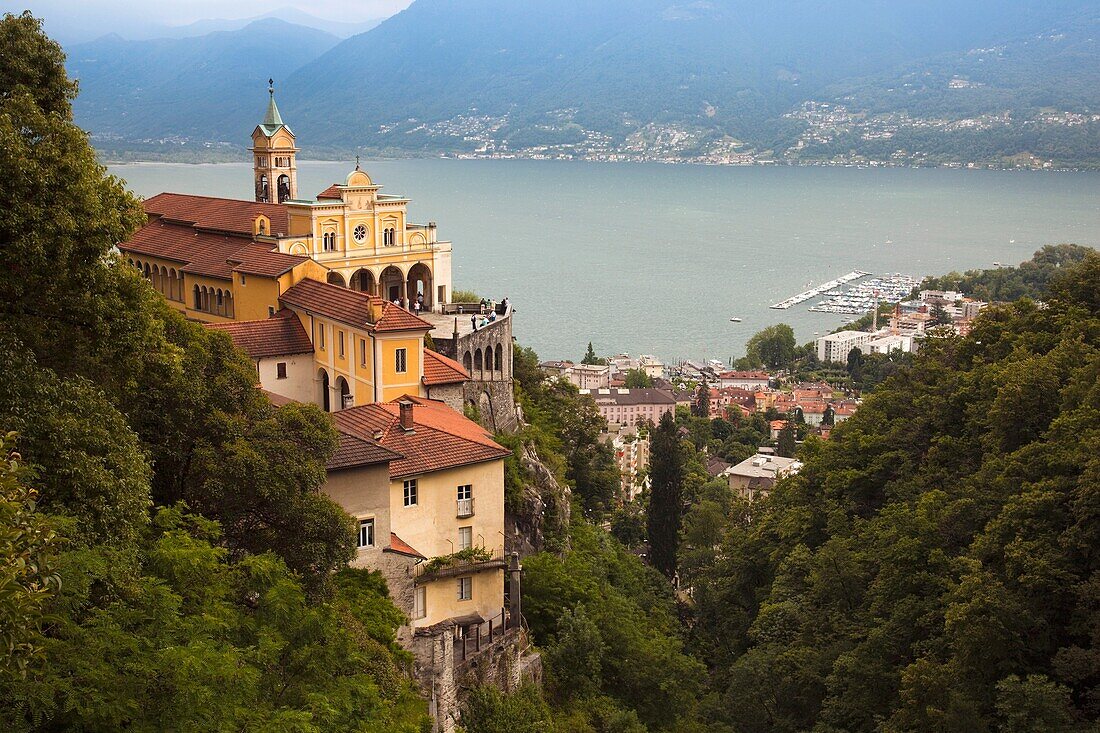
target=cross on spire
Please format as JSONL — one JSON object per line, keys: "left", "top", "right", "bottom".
{"left": 263, "top": 79, "right": 284, "bottom": 128}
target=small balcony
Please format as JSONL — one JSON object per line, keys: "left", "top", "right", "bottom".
{"left": 415, "top": 549, "right": 506, "bottom": 583}
{"left": 457, "top": 497, "right": 475, "bottom": 518}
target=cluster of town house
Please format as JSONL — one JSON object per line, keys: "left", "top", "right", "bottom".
{"left": 815, "top": 289, "right": 988, "bottom": 362}
{"left": 539, "top": 350, "right": 861, "bottom": 502}
{"left": 119, "top": 89, "right": 526, "bottom": 732}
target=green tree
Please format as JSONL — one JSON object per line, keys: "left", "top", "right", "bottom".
{"left": 0, "top": 507, "right": 428, "bottom": 731}
{"left": 776, "top": 422, "right": 797, "bottom": 457}
{"left": 693, "top": 383, "right": 711, "bottom": 418}
{"left": 930, "top": 302, "right": 953, "bottom": 326}
{"left": 0, "top": 433, "right": 60, "bottom": 679}
{"left": 647, "top": 412, "right": 684, "bottom": 579}
{"left": 745, "top": 324, "right": 797, "bottom": 371}
{"left": 609, "top": 503, "right": 647, "bottom": 548}
{"left": 582, "top": 341, "right": 605, "bottom": 366}
{"left": 623, "top": 368, "right": 653, "bottom": 388}
{"left": 846, "top": 346, "right": 865, "bottom": 382}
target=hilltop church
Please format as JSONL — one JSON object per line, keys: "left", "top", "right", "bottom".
{"left": 118, "top": 88, "right": 529, "bottom": 730}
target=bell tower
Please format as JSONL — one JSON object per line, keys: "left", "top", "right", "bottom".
{"left": 250, "top": 79, "right": 298, "bottom": 203}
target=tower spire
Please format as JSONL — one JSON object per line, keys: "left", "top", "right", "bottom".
{"left": 263, "top": 78, "right": 284, "bottom": 128}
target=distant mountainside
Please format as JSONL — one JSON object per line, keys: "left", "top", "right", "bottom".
{"left": 154, "top": 8, "right": 383, "bottom": 41}
{"left": 40, "top": 4, "right": 385, "bottom": 44}
{"left": 68, "top": 1, "right": 1100, "bottom": 167}
{"left": 68, "top": 19, "right": 339, "bottom": 153}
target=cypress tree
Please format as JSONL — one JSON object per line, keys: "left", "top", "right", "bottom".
{"left": 777, "top": 422, "right": 797, "bottom": 457}
{"left": 693, "top": 383, "right": 710, "bottom": 418}
{"left": 647, "top": 411, "right": 683, "bottom": 579}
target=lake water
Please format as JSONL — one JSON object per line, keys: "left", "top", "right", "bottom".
{"left": 109, "top": 159, "right": 1100, "bottom": 363}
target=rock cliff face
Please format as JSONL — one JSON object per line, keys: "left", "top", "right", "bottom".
{"left": 505, "top": 443, "right": 571, "bottom": 557}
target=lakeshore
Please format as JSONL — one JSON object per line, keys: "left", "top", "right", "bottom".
{"left": 109, "top": 158, "right": 1100, "bottom": 362}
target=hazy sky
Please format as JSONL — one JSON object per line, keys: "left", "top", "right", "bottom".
{"left": 2, "top": 1, "right": 413, "bottom": 42}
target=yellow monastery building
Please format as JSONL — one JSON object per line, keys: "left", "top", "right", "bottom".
{"left": 118, "top": 88, "right": 513, "bottom": 636}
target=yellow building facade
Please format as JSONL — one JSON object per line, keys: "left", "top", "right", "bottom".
{"left": 250, "top": 87, "right": 453, "bottom": 309}
{"left": 119, "top": 86, "right": 465, "bottom": 413}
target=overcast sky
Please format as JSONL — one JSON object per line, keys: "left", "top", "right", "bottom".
{"left": 2, "top": 1, "right": 413, "bottom": 43}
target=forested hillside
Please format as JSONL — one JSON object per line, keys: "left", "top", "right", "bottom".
{"left": 0, "top": 15, "right": 427, "bottom": 730}
{"left": 684, "top": 252, "right": 1100, "bottom": 730}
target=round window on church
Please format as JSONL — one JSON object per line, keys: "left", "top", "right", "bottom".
{"left": 353, "top": 224, "right": 367, "bottom": 243}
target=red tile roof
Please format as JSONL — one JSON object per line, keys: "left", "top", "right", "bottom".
{"left": 280, "top": 278, "right": 377, "bottom": 329}
{"left": 144, "top": 192, "right": 289, "bottom": 236}
{"left": 262, "top": 390, "right": 297, "bottom": 407}
{"left": 279, "top": 279, "right": 431, "bottom": 333}
{"left": 228, "top": 243, "right": 308, "bottom": 277}
{"left": 327, "top": 433, "right": 403, "bottom": 471}
{"left": 375, "top": 301, "right": 432, "bottom": 332}
{"left": 316, "top": 185, "right": 343, "bottom": 200}
{"left": 385, "top": 532, "right": 426, "bottom": 559}
{"left": 122, "top": 219, "right": 305, "bottom": 281}
{"left": 206, "top": 310, "right": 314, "bottom": 359}
{"left": 423, "top": 349, "right": 469, "bottom": 386}
{"left": 332, "top": 396, "right": 508, "bottom": 478}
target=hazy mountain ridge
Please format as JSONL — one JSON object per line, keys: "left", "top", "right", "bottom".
{"left": 69, "top": 18, "right": 339, "bottom": 148}
{"left": 69, "top": 0, "right": 1100, "bottom": 166}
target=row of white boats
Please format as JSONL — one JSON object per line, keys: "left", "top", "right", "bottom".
{"left": 769, "top": 270, "right": 870, "bottom": 310}
{"left": 807, "top": 274, "right": 922, "bottom": 315}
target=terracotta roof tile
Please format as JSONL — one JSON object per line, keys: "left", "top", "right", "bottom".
{"left": 385, "top": 532, "right": 426, "bottom": 559}
{"left": 122, "top": 219, "right": 305, "bottom": 281}
{"left": 206, "top": 310, "right": 314, "bottom": 359}
{"left": 262, "top": 390, "right": 297, "bottom": 407}
{"left": 327, "top": 433, "right": 403, "bottom": 471}
{"left": 144, "top": 192, "right": 289, "bottom": 236}
{"left": 316, "top": 184, "right": 343, "bottom": 200}
{"left": 374, "top": 301, "right": 432, "bottom": 332}
{"left": 280, "top": 278, "right": 378, "bottom": 329}
{"left": 332, "top": 396, "right": 508, "bottom": 478}
{"left": 423, "top": 349, "right": 469, "bottom": 386}
{"left": 229, "top": 243, "right": 307, "bottom": 277}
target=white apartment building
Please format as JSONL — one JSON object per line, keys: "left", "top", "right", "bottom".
{"left": 816, "top": 330, "right": 879, "bottom": 363}
{"left": 568, "top": 363, "right": 611, "bottom": 390}
{"left": 862, "top": 333, "right": 913, "bottom": 355}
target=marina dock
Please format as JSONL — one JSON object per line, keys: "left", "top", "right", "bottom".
{"left": 770, "top": 271, "right": 870, "bottom": 309}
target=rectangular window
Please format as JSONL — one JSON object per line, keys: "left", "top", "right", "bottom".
{"left": 457, "top": 576, "right": 472, "bottom": 601}
{"left": 395, "top": 348, "right": 407, "bottom": 374}
{"left": 240, "top": 274, "right": 246, "bottom": 285}
{"left": 276, "top": 362, "right": 287, "bottom": 379}
{"left": 317, "top": 323, "right": 325, "bottom": 350}
{"left": 459, "top": 526, "right": 472, "bottom": 550}
{"left": 414, "top": 586, "right": 426, "bottom": 620}
{"left": 403, "top": 479, "right": 418, "bottom": 507}
{"left": 338, "top": 330, "right": 345, "bottom": 358}
{"left": 268, "top": 306, "right": 275, "bottom": 317}
{"left": 357, "top": 518, "right": 375, "bottom": 549}
{"left": 456, "top": 484, "right": 474, "bottom": 517}
{"left": 359, "top": 338, "right": 367, "bottom": 367}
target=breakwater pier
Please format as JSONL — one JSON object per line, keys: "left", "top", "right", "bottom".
{"left": 770, "top": 271, "right": 869, "bottom": 310}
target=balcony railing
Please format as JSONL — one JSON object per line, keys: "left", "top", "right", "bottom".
{"left": 457, "top": 497, "right": 474, "bottom": 518}
{"left": 415, "top": 551, "right": 506, "bottom": 583}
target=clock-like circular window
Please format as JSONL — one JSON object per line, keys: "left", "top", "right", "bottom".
{"left": 353, "top": 224, "right": 367, "bottom": 243}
